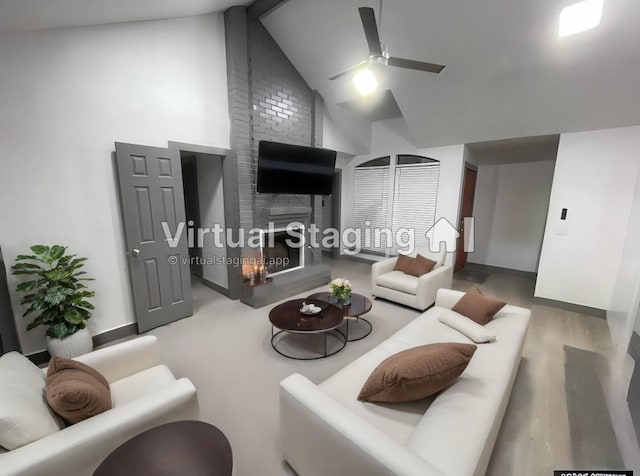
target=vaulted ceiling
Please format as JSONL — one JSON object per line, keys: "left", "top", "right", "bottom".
{"left": 262, "top": 0, "right": 640, "bottom": 152}
{"left": 0, "top": 0, "right": 251, "bottom": 33}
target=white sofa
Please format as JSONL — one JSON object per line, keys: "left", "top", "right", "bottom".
{"left": 0, "top": 336, "right": 199, "bottom": 476}
{"left": 371, "top": 248, "right": 453, "bottom": 310}
{"left": 280, "top": 289, "right": 531, "bottom": 476}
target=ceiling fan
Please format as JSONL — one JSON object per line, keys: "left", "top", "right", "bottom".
{"left": 328, "top": 3, "right": 446, "bottom": 81}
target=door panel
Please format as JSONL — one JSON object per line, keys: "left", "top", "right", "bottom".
{"left": 455, "top": 166, "right": 477, "bottom": 272}
{"left": 115, "top": 142, "right": 193, "bottom": 332}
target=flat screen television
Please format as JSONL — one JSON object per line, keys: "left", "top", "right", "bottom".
{"left": 256, "top": 140, "right": 337, "bottom": 195}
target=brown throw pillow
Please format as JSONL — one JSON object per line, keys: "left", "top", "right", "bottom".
{"left": 452, "top": 287, "right": 507, "bottom": 325}
{"left": 405, "top": 254, "right": 437, "bottom": 277}
{"left": 46, "top": 357, "right": 112, "bottom": 424}
{"left": 358, "top": 343, "right": 477, "bottom": 403}
{"left": 393, "top": 254, "right": 414, "bottom": 273}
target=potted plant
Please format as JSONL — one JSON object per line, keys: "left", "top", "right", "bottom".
{"left": 12, "top": 245, "right": 95, "bottom": 358}
{"left": 329, "top": 278, "right": 352, "bottom": 305}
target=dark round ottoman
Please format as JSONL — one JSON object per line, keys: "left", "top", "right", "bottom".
{"left": 94, "top": 420, "right": 233, "bottom": 476}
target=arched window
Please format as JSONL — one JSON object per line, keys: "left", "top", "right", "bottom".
{"left": 352, "top": 155, "right": 441, "bottom": 254}
{"left": 352, "top": 157, "right": 392, "bottom": 253}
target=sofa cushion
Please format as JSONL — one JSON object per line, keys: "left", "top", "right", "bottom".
{"left": 358, "top": 343, "right": 477, "bottom": 403}
{"left": 376, "top": 271, "right": 418, "bottom": 295}
{"left": 0, "top": 352, "right": 64, "bottom": 450}
{"left": 405, "top": 254, "right": 437, "bottom": 277}
{"left": 452, "top": 287, "right": 506, "bottom": 325}
{"left": 320, "top": 343, "right": 430, "bottom": 444}
{"left": 393, "top": 254, "right": 414, "bottom": 273}
{"left": 405, "top": 312, "right": 528, "bottom": 476}
{"left": 438, "top": 309, "right": 496, "bottom": 343}
{"left": 46, "top": 357, "right": 112, "bottom": 424}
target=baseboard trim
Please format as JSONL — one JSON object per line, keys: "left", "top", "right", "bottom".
{"left": 27, "top": 323, "right": 138, "bottom": 366}
{"left": 336, "top": 253, "right": 382, "bottom": 264}
{"left": 92, "top": 323, "right": 138, "bottom": 347}
{"left": 195, "top": 276, "right": 230, "bottom": 298}
{"left": 532, "top": 297, "right": 606, "bottom": 319}
{"left": 463, "top": 262, "right": 537, "bottom": 280}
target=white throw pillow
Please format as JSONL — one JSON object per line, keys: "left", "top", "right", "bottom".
{"left": 438, "top": 310, "right": 496, "bottom": 343}
{"left": 0, "top": 352, "right": 64, "bottom": 450}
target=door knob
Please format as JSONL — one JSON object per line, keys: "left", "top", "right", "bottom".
{"left": 130, "top": 249, "right": 140, "bottom": 257}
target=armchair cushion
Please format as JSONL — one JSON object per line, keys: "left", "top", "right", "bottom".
{"left": 46, "top": 357, "right": 112, "bottom": 425}
{"left": 110, "top": 365, "right": 176, "bottom": 407}
{"left": 405, "top": 254, "right": 437, "bottom": 277}
{"left": 393, "top": 254, "right": 414, "bottom": 273}
{"left": 0, "top": 352, "right": 63, "bottom": 450}
{"left": 377, "top": 271, "right": 419, "bottom": 294}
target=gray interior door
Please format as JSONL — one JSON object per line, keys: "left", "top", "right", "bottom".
{"left": 115, "top": 142, "right": 193, "bottom": 332}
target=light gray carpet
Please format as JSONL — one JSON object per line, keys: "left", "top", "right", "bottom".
{"left": 147, "top": 258, "right": 421, "bottom": 476}
{"left": 141, "top": 258, "right": 638, "bottom": 475}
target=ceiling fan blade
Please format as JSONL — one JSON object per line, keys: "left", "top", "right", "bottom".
{"left": 358, "top": 7, "right": 382, "bottom": 57}
{"left": 387, "top": 56, "right": 446, "bottom": 74}
{"left": 328, "top": 60, "right": 368, "bottom": 80}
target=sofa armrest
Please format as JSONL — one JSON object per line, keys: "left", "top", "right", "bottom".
{"left": 371, "top": 257, "right": 397, "bottom": 291}
{"left": 0, "top": 378, "right": 198, "bottom": 476}
{"left": 280, "top": 374, "right": 445, "bottom": 476}
{"left": 416, "top": 265, "right": 453, "bottom": 299}
{"left": 74, "top": 335, "right": 162, "bottom": 384}
{"left": 434, "top": 288, "right": 466, "bottom": 310}
{"left": 409, "top": 265, "right": 453, "bottom": 311}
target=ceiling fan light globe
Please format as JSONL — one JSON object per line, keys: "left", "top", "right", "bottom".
{"left": 353, "top": 69, "right": 378, "bottom": 95}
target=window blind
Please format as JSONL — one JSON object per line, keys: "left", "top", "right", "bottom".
{"left": 391, "top": 163, "right": 440, "bottom": 252}
{"left": 352, "top": 166, "right": 390, "bottom": 253}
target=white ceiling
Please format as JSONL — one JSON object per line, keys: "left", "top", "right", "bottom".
{"left": 0, "top": 0, "right": 250, "bottom": 34}
{"left": 467, "top": 135, "right": 560, "bottom": 165}
{"left": 263, "top": 0, "right": 640, "bottom": 151}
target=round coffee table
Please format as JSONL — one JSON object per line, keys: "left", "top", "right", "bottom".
{"left": 307, "top": 292, "right": 373, "bottom": 342}
{"left": 93, "top": 420, "right": 232, "bottom": 476}
{"left": 269, "top": 298, "right": 346, "bottom": 360}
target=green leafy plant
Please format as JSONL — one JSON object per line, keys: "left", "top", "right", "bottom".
{"left": 12, "top": 245, "right": 95, "bottom": 339}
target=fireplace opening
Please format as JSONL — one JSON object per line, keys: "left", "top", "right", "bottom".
{"left": 260, "top": 226, "right": 305, "bottom": 276}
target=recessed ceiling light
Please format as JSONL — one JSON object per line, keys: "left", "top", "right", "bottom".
{"left": 353, "top": 69, "right": 378, "bottom": 95}
{"left": 559, "top": 0, "right": 604, "bottom": 37}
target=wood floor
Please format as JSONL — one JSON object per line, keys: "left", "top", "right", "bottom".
{"left": 457, "top": 271, "right": 640, "bottom": 474}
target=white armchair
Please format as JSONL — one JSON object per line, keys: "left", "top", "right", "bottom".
{"left": 0, "top": 336, "right": 199, "bottom": 476}
{"left": 371, "top": 248, "right": 453, "bottom": 310}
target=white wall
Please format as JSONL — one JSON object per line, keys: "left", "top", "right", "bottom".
{"left": 0, "top": 14, "right": 230, "bottom": 354}
{"left": 342, "top": 118, "right": 466, "bottom": 265}
{"left": 323, "top": 112, "right": 355, "bottom": 155}
{"left": 196, "top": 156, "right": 228, "bottom": 288}
{"left": 535, "top": 125, "right": 640, "bottom": 310}
{"left": 608, "top": 168, "right": 640, "bottom": 354}
{"left": 469, "top": 160, "right": 555, "bottom": 272}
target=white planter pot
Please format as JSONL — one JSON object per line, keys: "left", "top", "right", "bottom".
{"left": 46, "top": 327, "right": 93, "bottom": 359}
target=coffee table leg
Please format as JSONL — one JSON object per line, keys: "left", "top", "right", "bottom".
{"left": 324, "top": 333, "right": 327, "bottom": 357}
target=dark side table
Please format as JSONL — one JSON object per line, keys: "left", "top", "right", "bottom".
{"left": 93, "top": 420, "right": 233, "bottom": 476}
{"left": 307, "top": 292, "right": 373, "bottom": 341}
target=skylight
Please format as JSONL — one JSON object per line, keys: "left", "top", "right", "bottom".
{"left": 559, "top": 0, "right": 604, "bottom": 37}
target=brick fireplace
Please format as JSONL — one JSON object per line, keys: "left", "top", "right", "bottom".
{"left": 224, "top": 6, "right": 331, "bottom": 307}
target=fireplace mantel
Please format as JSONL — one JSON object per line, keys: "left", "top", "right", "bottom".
{"left": 265, "top": 205, "right": 312, "bottom": 217}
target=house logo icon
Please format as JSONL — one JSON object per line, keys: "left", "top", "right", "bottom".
{"left": 425, "top": 217, "right": 474, "bottom": 253}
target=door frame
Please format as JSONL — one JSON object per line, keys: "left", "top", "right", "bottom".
{"left": 168, "top": 142, "right": 243, "bottom": 300}
{"left": 455, "top": 162, "right": 478, "bottom": 272}
{"left": 330, "top": 169, "right": 342, "bottom": 260}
